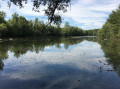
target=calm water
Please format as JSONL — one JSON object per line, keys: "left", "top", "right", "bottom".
{"left": 0, "top": 37, "right": 120, "bottom": 89}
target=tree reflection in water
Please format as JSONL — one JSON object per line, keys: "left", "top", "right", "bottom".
{"left": 0, "top": 37, "right": 87, "bottom": 70}
{"left": 98, "top": 39, "right": 120, "bottom": 75}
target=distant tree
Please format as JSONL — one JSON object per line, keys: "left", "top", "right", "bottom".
{"left": 64, "top": 21, "right": 70, "bottom": 28}
{"left": 33, "top": 18, "right": 39, "bottom": 32}
{"left": 6, "top": 13, "right": 31, "bottom": 37}
{"left": 0, "top": 23, "right": 7, "bottom": 31}
{"left": 0, "top": 11, "right": 6, "bottom": 24}
{"left": 0, "top": 11, "right": 7, "bottom": 36}
{"left": 0, "top": 23, "right": 7, "bottom": 36}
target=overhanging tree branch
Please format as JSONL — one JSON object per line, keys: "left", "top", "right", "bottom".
{"left": 1, "top": 0, "right": 71, "bottom": 25}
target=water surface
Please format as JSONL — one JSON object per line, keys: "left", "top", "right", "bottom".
{"left": 0, "top": 37, "right": 120, "bottom": 89}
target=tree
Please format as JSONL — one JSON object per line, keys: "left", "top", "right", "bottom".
{"left": 0, "top": 23, "right": 7, "bottom": 31}
{"left": 0, "top": 23, "right": 7, "bottom": 36}
{"left": 98, "top": 5, "right": 120, "bottom": 39}
{"left": 2, "top": 0, "right": 71, "bottom": 25}
{"left": 0, "top": 11, "right": 7, "bottom": 36}
{"left": 0, "top": 11, "right": 6, "bottom": 24}
{"left": 6, "top": 13, "right": 31, "bottom": 37}
{"left": 64, "top": 21, "right": 70, "bottom": 28}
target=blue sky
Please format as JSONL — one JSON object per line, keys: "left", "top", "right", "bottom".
{"left": 0, "top": 0, "right": 120, "bottom": 30}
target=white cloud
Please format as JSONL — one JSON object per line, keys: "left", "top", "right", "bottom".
{"left": 63, "top": 0, "right": 120, "bottom": 29}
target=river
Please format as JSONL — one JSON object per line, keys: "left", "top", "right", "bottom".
{"left": 0, "top": 37, "right": 120, "bottom": 89}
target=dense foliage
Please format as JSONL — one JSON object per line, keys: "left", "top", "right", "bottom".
{"left": 0, "top": 11, "right": 98, "bottom": 37}
{"left": 83, "top": 29, "right": 99, "bottom": 36}
{"left": 98, "top": 6, "right": 120, "bottom": 39}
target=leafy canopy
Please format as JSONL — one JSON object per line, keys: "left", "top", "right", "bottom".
{"left": 98, "top": 5, "right": 120, "bottom": 39}
{"left": 0, "top": 11, "right": 6, "bottom": 24}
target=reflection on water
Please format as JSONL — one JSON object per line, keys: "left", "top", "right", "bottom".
{"left": 98, "top": 39, "right": 120, "bottom": 76}
{"left": 0, "top": 37, "right": 120, "bottom": 89}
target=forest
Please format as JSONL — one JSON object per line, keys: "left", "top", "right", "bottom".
{"left": 0, "top": 11, "right": 99, "bottom": 37}
{"left": 1, "top": 5, "right": 120, "bottom": 38}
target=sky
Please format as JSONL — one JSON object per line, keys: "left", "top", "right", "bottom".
{"left": 0, "top": 0, "right": 120, "bottom": 30}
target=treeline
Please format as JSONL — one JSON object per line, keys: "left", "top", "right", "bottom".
{"left": 83, "top": 29, "right": 99, "bottom": 36}
{"left": 98, "top": 5, "right": 120, "bottom": 39}
{"left": 0, "top": 11, "right": 99, "bottom": 37}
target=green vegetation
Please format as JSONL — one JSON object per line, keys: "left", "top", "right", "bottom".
{"left": 0, "top": 11, "right": 98, "bottom": 37}
{"left": 83, "top": 29, "right": 99, "bottom": 36}
{"left": 98, "top": 6, "right": 120, "bottom": 39}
